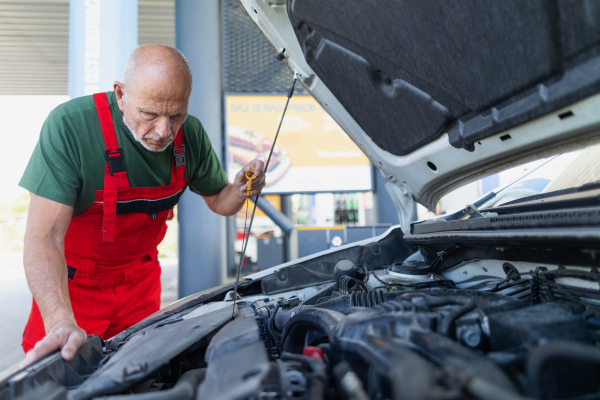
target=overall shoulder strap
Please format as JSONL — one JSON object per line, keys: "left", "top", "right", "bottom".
{"left": 171, "top": 126, "right": 186, "bottom": 184}
{"left": 93, "top": 93, "right": 119, "bottom": 151}
{"left": 93, "top": 92, "right": 129, "bottom": 243}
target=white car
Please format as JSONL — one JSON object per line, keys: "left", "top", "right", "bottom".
{"left": 2, "top": 1, "right": 600, "bottom": 399}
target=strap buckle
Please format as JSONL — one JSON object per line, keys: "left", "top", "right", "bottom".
{"left": 104, "top": 148, "right": 126, "bottom": 175}
{"left": 174, "top": 144, "right": 186, "bottom": 168}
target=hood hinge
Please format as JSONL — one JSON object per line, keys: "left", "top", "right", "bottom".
{"left": 384, "top": 180, "right": 415, "bottom": 235}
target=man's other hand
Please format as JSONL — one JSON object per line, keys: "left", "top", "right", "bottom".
{"left": 202, "top": 159, "right": 267, "bottom": 215}
{"left": 18, "top": 320, "right": 87, "bottom": 370}
{"left": 235, "top": 159, "right": 266, "bottom": 198}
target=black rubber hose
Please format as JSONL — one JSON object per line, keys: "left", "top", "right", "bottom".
{"left": 526, "top": 341, "right": 600, "bottom": 399}
{"left": 310, "top": 291, "right": 399, "bottom": 313}
{"left": 98, "top": 368, "right": 206, "bottom": 400}
{"left": 268, "top": 301, "right": 282, "bottom": 342}
{"left": 424, "top": 296, "right": 476, "bottom": 337}
{"left": 350, "top": 290, "right": 385, "bottom": 307}
{"left": 282, "top": 308, "right": 345, "bottom": 354}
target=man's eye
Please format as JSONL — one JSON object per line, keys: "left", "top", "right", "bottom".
{"left": 141, "top": 112, "right": 156, "bottom": 120}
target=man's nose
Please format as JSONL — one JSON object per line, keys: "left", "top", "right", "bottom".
{"left": 155, "top": 117, "right": 171, "bottom": 138}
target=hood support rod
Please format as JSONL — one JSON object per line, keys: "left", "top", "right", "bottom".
{"left": 232, "top": 75, "right": 299, "bottom": 317}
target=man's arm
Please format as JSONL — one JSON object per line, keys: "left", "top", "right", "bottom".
{"left": 20, "top": 193, "right": 87, "bottom": 368}
{"left": 202, "top": 159, "right": 266, "bottom": 216}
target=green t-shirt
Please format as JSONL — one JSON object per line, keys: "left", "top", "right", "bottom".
{"left": 20, "top": 91, "right": 228, "bottom": 216}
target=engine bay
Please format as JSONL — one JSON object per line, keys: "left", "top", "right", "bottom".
{"left": 2, "top": 223, "right": 599, "bottom": 400}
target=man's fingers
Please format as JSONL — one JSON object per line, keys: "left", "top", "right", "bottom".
{"left": 19, "top": 349, "right": 38, "bottom": 369}
{"left": 61, "top": 329, "right": 87, "bottom": 360}
{"left": 253, "top": 178, "right": 266, "bottom": 190}
{"left": 239, "top": 179, "right": 266, "bottom": 194}
{"left": 247, "top": 159, "right": 265, "bottom": 176}
{"left": 61, "top": 342, "right": 76, "bottom": 360}
{"left": 18, "top": 323, "right": 87, "bottom": 370}
{"left": 18, "top": 334, "right": 61, "bottom": 369}
{"left": 235, "top": 159, "right": 266, "bottom": 198}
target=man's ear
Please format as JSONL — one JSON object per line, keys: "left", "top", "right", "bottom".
{"left": 113, "top": 81, "right": 126, "bottom": 112}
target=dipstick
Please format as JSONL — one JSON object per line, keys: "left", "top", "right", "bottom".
{"left": 232, "top": 76, "right": 299, "bottom": 318}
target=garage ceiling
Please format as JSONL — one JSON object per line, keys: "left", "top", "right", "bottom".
{"left": 0, "top": 0, "right": 174, "bottom": 95}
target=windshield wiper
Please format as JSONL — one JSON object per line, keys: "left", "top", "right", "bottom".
{"left": 418, "top": 155, "right": 563, "bottom": 224}
{"left": 481, "top": 182, "right": 600, "bottom": 214}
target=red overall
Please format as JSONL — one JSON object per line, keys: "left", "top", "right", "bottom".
{"left": 23, "top": 93, "right": 189, "bottom": 352}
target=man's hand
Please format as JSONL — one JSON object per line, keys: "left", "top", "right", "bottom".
{"left": 202, "top": 159, "right": 266, "bottom": 216}
{"left": 19, "top": 320, "right": 87, "bottom": 369}
{"left": 234, "top": 159, "right": 266, "bottom": 198}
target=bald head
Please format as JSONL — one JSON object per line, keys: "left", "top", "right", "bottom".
{"left": 114, "top": 45, "right": 193, "bottom": 152}
{"left": 122, "top": 45, "right": 193, "bottom": 98}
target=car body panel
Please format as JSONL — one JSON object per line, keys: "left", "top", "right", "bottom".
{"left": 237, "top": 0, "right": 600, "bottom": 216}
{"left": 2, "top": 2, "right": 600, "bottom": 400}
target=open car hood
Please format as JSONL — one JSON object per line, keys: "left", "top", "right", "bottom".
{"left": 3, "top": 3, "right": 600, "bottom": 400}
{"left": 236, "top": 0, "right": 600, "bottom": 226}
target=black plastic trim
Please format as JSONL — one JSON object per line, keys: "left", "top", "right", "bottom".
{"left": 412, "top": 207, "right": 600, "bottom": 235}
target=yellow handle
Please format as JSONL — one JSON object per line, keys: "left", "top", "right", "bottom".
{"left": 245, "top": 170, "right": 257, "bottom": 197}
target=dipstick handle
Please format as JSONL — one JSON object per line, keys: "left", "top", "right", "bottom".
{"left": 245, "top": 170, "right": 256, "bottom": 197}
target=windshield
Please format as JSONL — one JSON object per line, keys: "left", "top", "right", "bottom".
{"left": 476, "top": 143, "right": 600, "bottom": 211}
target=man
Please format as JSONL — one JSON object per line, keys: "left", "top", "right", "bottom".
{"left": 18, "top": 45, "right": 265, "bottom": 367}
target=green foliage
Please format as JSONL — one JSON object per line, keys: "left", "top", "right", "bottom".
{"left": 0, "top": 193, "right": 29, "bottom": 214}
{"left": 0, "top": 194, "right": 29, "bottom": 251}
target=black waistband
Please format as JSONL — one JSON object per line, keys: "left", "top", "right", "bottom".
{"left": 115, "top": 190, "right": 184, "bottom": 215}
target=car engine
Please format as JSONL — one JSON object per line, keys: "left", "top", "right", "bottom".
{"left": 1, "top": 225, "right": 599, "bottom": 400}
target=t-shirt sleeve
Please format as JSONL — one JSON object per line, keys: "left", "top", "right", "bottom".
{"left": 19, "top": 109, "right": 81, "bottom": 206}
{"left": 186, "top": 120, "right": 229, "bottom": 197}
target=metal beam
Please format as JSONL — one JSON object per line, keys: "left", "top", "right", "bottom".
{"left": 176, "top": 0, "right": 226, "bottom": 298}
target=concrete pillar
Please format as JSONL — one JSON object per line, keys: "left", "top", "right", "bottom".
{"left": 176, "top": 1, "right": 226, "bottom": 297}
{"left": 69, "top": 0, "right": 137, "bottom": 98}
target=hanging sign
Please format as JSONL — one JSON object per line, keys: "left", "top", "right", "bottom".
{"left": 226, "top": 95, "right": 372, "bottom": 194}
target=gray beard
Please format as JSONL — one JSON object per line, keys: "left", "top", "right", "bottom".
{"left": 122, "top": 115, "right": 168, "bottom": 153}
